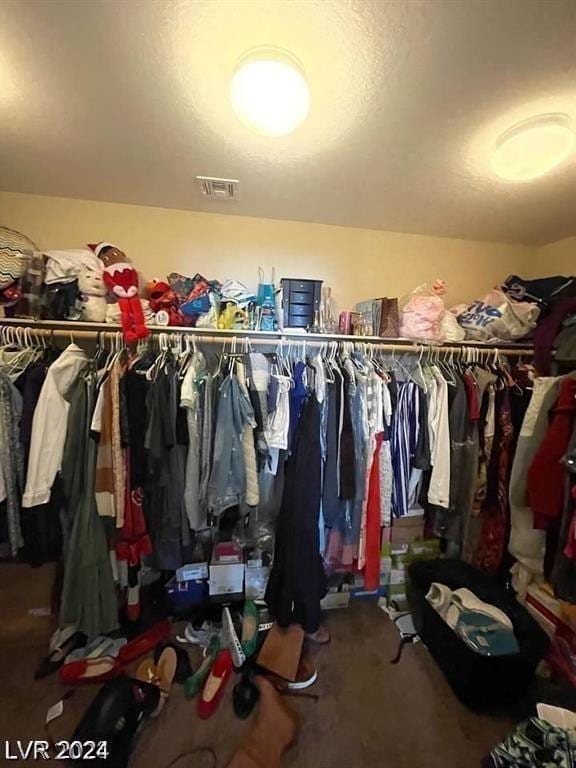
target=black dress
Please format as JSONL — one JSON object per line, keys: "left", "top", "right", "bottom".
{"left": 265, "top": 394, "right": 327, "bottom": 633}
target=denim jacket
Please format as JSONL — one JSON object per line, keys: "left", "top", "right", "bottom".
{"left": 207, "top": 373, "right": 256, "bottom": 514}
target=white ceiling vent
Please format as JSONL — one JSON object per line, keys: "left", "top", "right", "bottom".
{"left": 196, "top": 176, "right": 240, "bottom": 200}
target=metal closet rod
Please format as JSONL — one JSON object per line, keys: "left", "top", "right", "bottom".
{"left": 0, "top": 319, "right": 534, "bottom": 356}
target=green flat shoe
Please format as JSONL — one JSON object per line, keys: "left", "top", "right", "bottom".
{"left": 241, "top": 601, "right": 260, "bottom": 660}
{"left": 184, "top": 636, "right": 220, "bottom": 699}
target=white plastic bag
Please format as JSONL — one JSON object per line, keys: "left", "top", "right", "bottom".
{"left": 440, "top": 311, "right": 465, "bottom": 342}
{"left": 457, "top": 288, "right": 539, "bottom": 341}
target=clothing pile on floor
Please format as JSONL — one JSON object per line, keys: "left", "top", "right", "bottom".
{"left": 484, "top": 716, "right": 575, "bottom": 768}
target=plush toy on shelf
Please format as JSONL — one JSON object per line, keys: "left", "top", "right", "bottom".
{"left": 77, "top": 263, "right": 107, "bottom": 322}
{"left": 145, "top": 279, "right": 183, "bottom": 325}
{"left": 88, "top": 242, "right": 149, "bottom": 341}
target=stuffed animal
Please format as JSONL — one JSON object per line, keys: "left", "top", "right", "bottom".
{"left": 146, "top": 279, "right": 184, "bottom": 325}
{"left": 88, "top": 243, "right": 149, "bottom": 342}
{"left": 77, "top": 264, "right": 107, "bottom": 322}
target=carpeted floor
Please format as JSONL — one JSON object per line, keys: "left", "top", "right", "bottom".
{"left": 1, "top": 563, "right": 513, "bottom": 767}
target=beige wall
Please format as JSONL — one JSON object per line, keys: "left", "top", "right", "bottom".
{"left": 533, "top": 237, "right": 575, "bottom": 277}
{"left": 0, "top": 191, "right": 535, "bottom": 312}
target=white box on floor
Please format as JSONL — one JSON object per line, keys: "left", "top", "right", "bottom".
{"left": 209, "top": 563, "right": 245, "bottom": 596}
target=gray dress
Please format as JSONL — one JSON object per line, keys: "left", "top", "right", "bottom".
{"left": 60, "top": 372, "right": 119, "bottom": 638}
{"left": 0, "top": 372, "right": 24, "bottom": 554}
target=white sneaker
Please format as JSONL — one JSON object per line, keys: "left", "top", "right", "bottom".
{"left": 287, "top": 668, "right": 318, "bottom": 690}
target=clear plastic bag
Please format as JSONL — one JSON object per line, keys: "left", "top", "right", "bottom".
{"left": 400, "top": 281, "right": 446, "bottom": 341}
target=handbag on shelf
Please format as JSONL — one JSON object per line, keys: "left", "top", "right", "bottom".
{"left": 376, "top": 297, "right": 400, "bottom": 338}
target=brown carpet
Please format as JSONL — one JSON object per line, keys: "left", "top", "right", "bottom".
{"left": 0, "top": 564, "right": 513, "bottom": 767}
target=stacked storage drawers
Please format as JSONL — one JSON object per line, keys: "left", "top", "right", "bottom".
{"left": 281, "top": 278, "right": 322, "bottom": 329}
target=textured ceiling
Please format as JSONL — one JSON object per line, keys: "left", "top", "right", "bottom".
{"left": 1, "top": 0, "right": 575, "bottom": 246}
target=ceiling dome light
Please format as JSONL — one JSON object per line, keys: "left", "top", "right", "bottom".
{"left": 492, "top": 113, "right": 575, "bottom": 181}
{"left": 230, "top": 48, "right": 310, "bottom": 136}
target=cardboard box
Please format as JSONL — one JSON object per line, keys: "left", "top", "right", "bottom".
{"left": 176, "top": 562, "right": 209, "bottom": 582}
{"left": 410, "top": 539, "right": 441, "bottom": 560}
{"left": 391, "top": 513, "right": 425, "bottom": 547}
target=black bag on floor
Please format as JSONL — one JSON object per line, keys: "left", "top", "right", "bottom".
{"left": 407, "top": 559, "right": 550, "bottom": 712}
{"left": 72, "top": 677, "right": 159, "bottom": 767}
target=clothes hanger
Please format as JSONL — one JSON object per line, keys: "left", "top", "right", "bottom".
{"left": 390, "top": 346, "right": 417, "bottom": 384}
{"left": 409, "top": 345, "right": 427, "bottom": 392}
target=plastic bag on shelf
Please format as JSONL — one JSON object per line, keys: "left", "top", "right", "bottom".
{"left": 456, "top": 288, "right": 540, "bottom": 341}
{"left": 440, "top": 310, "right": 466, "bottom": 342}
{"left": 400, "top": 280, "right": 446, "bottom": 341}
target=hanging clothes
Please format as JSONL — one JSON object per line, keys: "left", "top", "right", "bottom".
{"left": 0, "top": 372, "right": 24, "bottom": 553}
{"left": 473, "top": 387, "right": 514, "bottom": 574}
{"left": 236, "top": 360, "right": 260, "bottom": 507}
{"left": 146, "top": 361, "right": 189, "bottom": 570}
{"left": 207, "top": 373, "right": 256, "bottom": 515}
{"left": 22, "top": 344, "right": 88, "bottom": 508}
{"left": 508, "top": 377, "right": 564, "bottom": 592}
{"left": 266, "top": 395, "right": 327, "bottom": 633}
{"left": 528, "top": 378, "right": 576, "bottom": 530}
{"left": 181, "top": 349, "right": 207, "bottom": 529}
{"left": 60, "top": 372, "right": 119, "bottom": 637}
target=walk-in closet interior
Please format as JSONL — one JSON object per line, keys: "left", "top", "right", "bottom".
{"left": 0, "top": 1, "right": 575, "bottom": 766}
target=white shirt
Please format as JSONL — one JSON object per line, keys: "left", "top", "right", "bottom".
{"left": 264, "top": 375, "right": 291, "bottom": 450}
{"left": 427, "top": 366, "right": 450, "bottom": 509}
{"left": 22, "top": 344, "right": 88, "bottom": 507}
{"left": 425, "top": 373, "right": 438, "bottom": 456}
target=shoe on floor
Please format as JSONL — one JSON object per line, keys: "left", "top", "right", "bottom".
{"left": 227, "top": 676, "right": 298, "bottom": 768}
{"left": 153, "top": 641, "right": 192, "bottom": 683}
{"left": 59, "top": 656, "right": 123, "bottom": 685}
{"left": 198, "top": 649, "right": 233, "bottom": 719}
{"left": 223, "top": 606, "right": 246, "bottom": 669}
{"left": 35, "top": 631, "right": 86, "bottom": 680}
{"left": 233, "top": 673, "right": 260, "bottom": 719}
{"left": 180, "top": 620, "right": 220, "bottom": 648}
{"left": 184, "top": 635, "right": 220, "bottom": 699}
{"left": 304, "top": 625, "right": 331, "bottom": 645}
{"left": 241, "top": 601, "right": 260, "bottom": 660}
{"left": 286, "top": 655, "right": 317, "bottom": 691}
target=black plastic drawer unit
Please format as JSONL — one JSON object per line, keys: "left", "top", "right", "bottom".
{"left": 281, "top": 278, "right": 322, "bottom": 329}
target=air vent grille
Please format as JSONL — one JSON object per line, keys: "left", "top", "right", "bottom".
{"left": 196, "top": 176, "right": 240, "bottom": 200}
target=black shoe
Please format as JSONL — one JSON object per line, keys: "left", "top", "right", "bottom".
{"left": 233, "top": 673, "right": 260, "bottom": 719}
{"left": 34, "top": 632, "right": 86, "bottom": 680}
{"left": 153, "top": 641, "right": 192, "bottom": 684}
